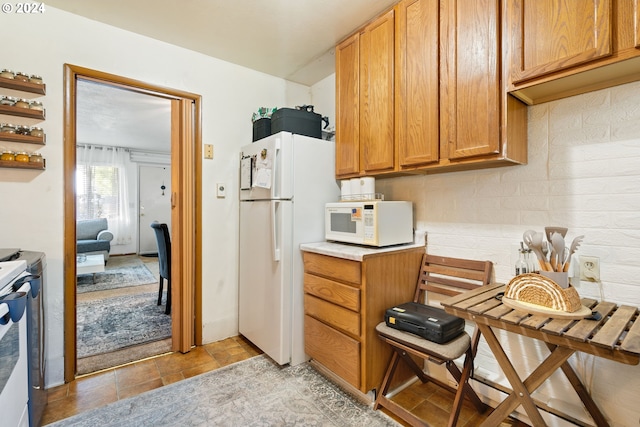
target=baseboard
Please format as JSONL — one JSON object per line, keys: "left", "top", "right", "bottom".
{"left": 308, "top": 360, "right": 375, "bottom": 406}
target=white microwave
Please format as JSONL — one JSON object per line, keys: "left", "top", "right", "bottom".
{"left": 325, "top": 201, "right": 414, "bottom": 247}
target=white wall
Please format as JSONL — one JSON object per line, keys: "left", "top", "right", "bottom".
{"left": 372, "top": 82, "right": 640, "bottom": 427}
{"left": 0, "top": 8, "right": 310, "bottom": 387}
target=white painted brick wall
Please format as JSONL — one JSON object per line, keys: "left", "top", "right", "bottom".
{"left": 377, "top": 81, "right": 640, "bottom": 427}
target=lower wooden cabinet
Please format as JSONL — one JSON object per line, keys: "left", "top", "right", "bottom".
{"left": 302, "top": 246, "right": 424, "bottom": 393}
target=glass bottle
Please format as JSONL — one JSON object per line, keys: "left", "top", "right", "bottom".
{"left": 526, "top": 249, "right": 538, "bottom": 274}
{"left": 515, "top": 247, "right": 528, "bottom": 275}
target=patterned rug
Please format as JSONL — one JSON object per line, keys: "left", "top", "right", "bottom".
{"left": 49, "top": 355, "right": 399, "bottom": 427}
{"left": 76, "top": 292, "right": 171, "bottom": 359}
{"left": 77, "top": 264, "right": 157, "bottom": 294}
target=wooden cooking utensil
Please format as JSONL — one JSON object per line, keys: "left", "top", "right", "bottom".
{"left": 524, "top": 230, "right": 552, "bottom": 271}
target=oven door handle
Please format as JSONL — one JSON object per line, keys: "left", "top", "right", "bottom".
{"left": 11, "top": 274, "right": 40, "bottom": 297}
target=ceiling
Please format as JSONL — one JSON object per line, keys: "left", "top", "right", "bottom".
{"left": 53, "top": 0, "right": 398, "bottom": 153}
{"left": 47, "top": 0, "right": 398, "bottom": 85}
{"left": 76, "top": 80, "right": 172, "bottom": 152}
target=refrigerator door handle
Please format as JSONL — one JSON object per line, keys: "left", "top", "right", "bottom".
{"left": 271, "top": 138, "right": 281, "bottom": 199}
{"left": 271, "top": 200, "right": 281, "bottom": 261}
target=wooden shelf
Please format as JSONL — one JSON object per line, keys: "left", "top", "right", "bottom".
{"left": 0, "top": 104, "right": 45, "bottom": 120}
{"left": 0, "top": 133, "right": 45, "bottom": 145}
{"left": 0, "top": 77, "right": 46, "bottom": 95}
{"left": 0, "top": 159, "right": 45, "bottom": 170}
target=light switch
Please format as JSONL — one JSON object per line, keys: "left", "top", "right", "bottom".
{"left": 204, "top": 144, "right": 214, "bottom": 159}
{"left": 216, "top": 183, "right": 226, "bottom": 198}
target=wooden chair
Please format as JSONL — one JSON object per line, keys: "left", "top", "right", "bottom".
{"left": 150, "top": 221, "right": 171, "bottom": 315}
{"left": 374, "top": 253, "right": 493, "bottom": 427}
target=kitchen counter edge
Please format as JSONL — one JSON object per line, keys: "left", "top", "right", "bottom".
{"left": 300, "top": 241, "right": 425, "bottom": 262}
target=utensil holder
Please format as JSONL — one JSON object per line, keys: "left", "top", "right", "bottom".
{"left": 540, "top": 271, "right": 569, "bottom": 289}
{"left": 0, "top": 291, "right": 27, "bottom": 324}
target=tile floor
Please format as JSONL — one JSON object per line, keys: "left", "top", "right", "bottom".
{"left": 42, "top": 336, "right": 262, "bottom": 425}
{"left": 43, "top": 334, "right": 526, "bottom": 426}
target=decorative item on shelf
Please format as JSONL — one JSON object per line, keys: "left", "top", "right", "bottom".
{"left": 1, "top": 123, "right": 17, "bottom": 134}
{"left": 1, "top": 150, "right": 15, "bottom": 161}
{"left": 14, "top": 151, "right": 29, "bottom": 162}
{"left": 29, "top": 153, "right": 43, "bottom": 164}
{"left": 28, "top": 101, "right": 43, "bottom": 111}
{"left": 0, "top": 96, "right": 17, "bottom": 106}
{"left": 29, "top": 75, "right": 43, "bottom": 85}
{"left": 0, "top": 69, "right": 15, "bottom": 79}
{"left": 14, "top": 72, "right": 29, "bottom": 83}
{"left": 0, "top": 69, "right": 46, "bottom": 95}
{"left": 29, "top": 127, "right": 43, "bottom": 138}
{"left": 14, "top": 98, "right": 29, "bottom": 109}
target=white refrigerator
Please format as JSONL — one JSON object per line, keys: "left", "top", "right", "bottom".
{"left": 239, "top": 131, "right": 339, "bottom": 365}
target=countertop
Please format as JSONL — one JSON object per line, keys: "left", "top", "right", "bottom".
{"left": 300, "top": 241, "right": 425, "bottom": 261}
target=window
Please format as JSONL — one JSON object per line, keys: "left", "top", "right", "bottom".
{"left": 76, "top": 165, "right": 119, "bottom": 221}
{"left": 76, "top": 144, "right": 132, "bottom": 245}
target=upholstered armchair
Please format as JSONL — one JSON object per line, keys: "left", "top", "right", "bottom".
{"left": 76, "top": 218, "right": 113, "bottom": 262}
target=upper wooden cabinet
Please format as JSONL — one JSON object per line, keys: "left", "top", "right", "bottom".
{"left": 335, "top": 10, "right": 395, "bottom": 177}
{"left": 508, "top": 0, "right": 613, "bottom": 84}
{"left": 335, "top": 33, "right": 360, "bottom": 176}
{"left": 441, "top": 0, "right": 501, "bottom": 161}
{"left": 360, "top": 10, "right": 395, "bottom": 173}
{"left": 335, "top": 0, "right": 527, "bottom": 178}
{"left": 395, "top": 0, "right": 440, "bottom": 169}
{"left": 506, "top": 0, "right": 640, "bottom": 104}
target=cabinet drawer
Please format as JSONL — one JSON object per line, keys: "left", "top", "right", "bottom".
{"left": 304, "top": 294, "right": 360, "bottom": 337}
{"left": 303, "top": 252, "right": 361, "bottom": 285}
{"left": 304, "top": 315, "right": 360, "bottom": 389}
{"left": 304, "top": 273, "right": 360, "bottom": 311}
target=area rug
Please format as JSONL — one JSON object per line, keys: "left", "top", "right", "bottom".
{"left": 77, "top": 264, "right": 157, "bottom": 294}
{"left": 49, "top": 355, "right": 399, "bottom": 427}
{"left": 76, "top": 292, "right": 171, "bottom": 359}
{"left": 77, "top": 339, "right": 172, "bottom": 375}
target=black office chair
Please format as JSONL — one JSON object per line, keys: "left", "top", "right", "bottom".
{"left": 150, "top": 221, "right": 171, "bottom": 315}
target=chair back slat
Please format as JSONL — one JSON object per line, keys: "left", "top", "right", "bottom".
{"left": 413, "top": 254, "right": 492, "bottom": 303}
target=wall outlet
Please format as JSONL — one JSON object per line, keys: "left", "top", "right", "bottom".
{"left": 216, "top": 183, "right": 226, "bottom": 198}
{"left": 579, "top": 256, "right": 600, "bottom": 281}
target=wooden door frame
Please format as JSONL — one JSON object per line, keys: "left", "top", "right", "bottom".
{"left": 63, "top": 64, "right": 202, "bottom": 382}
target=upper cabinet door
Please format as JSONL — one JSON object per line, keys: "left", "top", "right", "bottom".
{"left": 395, "top": 0, "right": 440, "bottom": 168}
{"left": 359, "top": 10, "right": 395, "bottom": 173}
{"left": 335, "top": 33, "right": 360, "bottom": 177}
{"left": 508, "top": 0, "right": 613, "bottom": 85}
{"left": 442, "top": 0, "right": 500, "bottom": 160}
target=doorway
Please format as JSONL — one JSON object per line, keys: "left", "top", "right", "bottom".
{"left": 63, "top": 64, "right": 203, "bottom": 382}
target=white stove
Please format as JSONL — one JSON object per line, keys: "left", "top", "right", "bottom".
{"left": 0, "top": 259, "right": 30, "bottom": 427}
{"left": 0, "top": 260, "right": 27, "bottom": 293}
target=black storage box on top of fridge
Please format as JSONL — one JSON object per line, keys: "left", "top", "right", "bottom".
{"left": 271, "top": 106, "right": 322, "bottom": 139}
{"left": 252, "top": 118, "right": 272, "bottom": 142}
{"left": 384, "top": 302, "right": 465, "bottom": 344}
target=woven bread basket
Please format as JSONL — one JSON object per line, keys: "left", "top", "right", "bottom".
{"left": 505, "top": 273, "right": 582, "bottom": 312}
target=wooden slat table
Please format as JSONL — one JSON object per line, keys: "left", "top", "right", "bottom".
{"left": 441, "top": 284, "right": 640, "bottom": 427}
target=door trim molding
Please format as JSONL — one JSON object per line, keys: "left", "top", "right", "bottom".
{"left": 63, "top": 64, "right": 202, "bottom": 382}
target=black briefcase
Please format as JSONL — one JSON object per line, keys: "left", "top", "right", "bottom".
{"left": 384, "top": 302, "right": 465, "bottom": 344}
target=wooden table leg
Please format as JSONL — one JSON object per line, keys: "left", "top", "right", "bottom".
{"left": 545, "top": 343, "right": 610, "bottom": 427}
{"left": 477, "top": 324, "right": 575, "bottom": 427}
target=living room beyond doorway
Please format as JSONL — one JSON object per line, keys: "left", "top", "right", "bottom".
{"left": 76, "top": 254, "right": 172, "bottom": 375}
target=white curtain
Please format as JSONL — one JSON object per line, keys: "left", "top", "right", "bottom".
{"left": 76, "top": 144, "right": 133, "bottom": 245}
